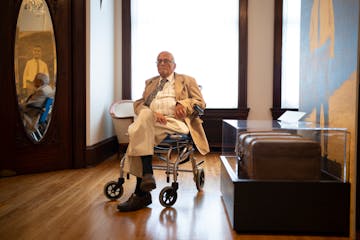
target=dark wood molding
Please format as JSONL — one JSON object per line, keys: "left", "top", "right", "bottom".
{"left": 0, "top": 1, "right": 16, "bottom": 172}
{"left": 273, "top": 0, "right": 282, "bottom": 112}
{"left": 85, "top": 136, "right": 118, "bottom": 166}
{"left": 72, "top": 0, "right": 87, "bottom": 168}
{"left": 122, "top": 0, "right": 131, "bottom": 100}
{"left": 239, "top": 0, "right": 248, "bottom": 109}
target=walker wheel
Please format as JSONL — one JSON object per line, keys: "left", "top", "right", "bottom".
{"left": 104, "top": 181, "right": 123, "bottom": 200}
{"left": 195, "top": 168, "right": 205, "bottom": 191}
{"left": 159, "top": 186, "right": 178, "bottom": 207}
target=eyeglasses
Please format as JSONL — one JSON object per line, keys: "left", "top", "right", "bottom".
{"left": 156, "top": 59, "right": 174, "bottom": 64}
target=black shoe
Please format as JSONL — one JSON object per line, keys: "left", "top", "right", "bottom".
{"left": 140, "top": 174, "right": 156, "bottom": 192}
{"left": 117, "top": 193, "right": 152, "bottom": 212}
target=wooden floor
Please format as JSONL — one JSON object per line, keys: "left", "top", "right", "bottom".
{"left": 0, "top": 152, "right": 350, "bottom": 240}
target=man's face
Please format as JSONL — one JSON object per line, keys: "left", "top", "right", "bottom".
{"left": 157, "top": 52, "right": 176, "bottom": 78}
{"left": 33, "top": 47, "right": 41, "bottom": 59}
{"left": 33, "top": 78, "right": 43, "bottom": 88}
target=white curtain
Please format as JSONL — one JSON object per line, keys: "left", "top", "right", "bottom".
{"left": 131, "top": 0, "right": 239, "bottom": 108}
{"left": 281, "top": 0, "right": 301, "bottom": 108}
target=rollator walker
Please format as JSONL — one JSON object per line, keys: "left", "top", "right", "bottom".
{"left": 104, "top": 100, "right": 205, "bottom": 207}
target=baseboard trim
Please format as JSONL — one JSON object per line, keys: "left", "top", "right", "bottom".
{"left": 85, "top": 136, "right": 118, "bottom": 166}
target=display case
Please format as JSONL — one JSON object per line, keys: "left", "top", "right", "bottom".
{"left": 222, "top": 119, "right": 350, "bottom": 182}
{"left": 220, "top": 120, "right": 350, "bottom": 236}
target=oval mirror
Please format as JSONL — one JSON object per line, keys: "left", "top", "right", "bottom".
{"left": 14, "top": 0, "right": 57, "bottom": 142}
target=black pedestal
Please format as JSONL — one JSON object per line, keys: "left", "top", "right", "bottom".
{"left": 220, "top": 156, "right": 350, "bottom": 236}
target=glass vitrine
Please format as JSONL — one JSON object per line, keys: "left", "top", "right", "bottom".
{"left": 222, "top": 120, "right": 350, "bottom": 182}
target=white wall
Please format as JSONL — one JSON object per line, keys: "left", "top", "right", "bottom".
{"left": 87, "top": 0, "right": 116, "bottom": 146}
{"left": 247, "top": 0, "right": 274, "bottom": 120}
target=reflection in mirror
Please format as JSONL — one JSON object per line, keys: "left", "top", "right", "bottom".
{"left": 14, "top": 0, "right": 57, "bottom": 142}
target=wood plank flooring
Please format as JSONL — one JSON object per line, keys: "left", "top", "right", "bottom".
{"left": 0, "top": 152, "right": 350, "bottom": 240}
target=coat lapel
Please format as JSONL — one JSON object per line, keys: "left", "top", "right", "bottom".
{"left": 143, "top": 77, "right": 159, "bottom": 100}
{"left": 174, "top": 73, "right": 186, "bottom": 101}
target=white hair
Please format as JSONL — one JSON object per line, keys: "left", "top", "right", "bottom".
{"left": 35, "top": 73, "right": 49, "bottom": 85}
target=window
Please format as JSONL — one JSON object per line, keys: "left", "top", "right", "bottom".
{"left": 281, "top": 0, "right": 300, "bottom": 108}
{"left": 131, "top": 0, "right": 239, "bottom": 109}
{"left": 272, "top": 0, "right": 299, "bottom": 119}
{"left": 122, "top": 0, "right": 249, "bottom": 147}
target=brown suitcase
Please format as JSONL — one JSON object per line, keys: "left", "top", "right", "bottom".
{"left": 237, "top": 131, "right": 294, "bottom": 159}
{"left": 239, "top": 136, "right": 321, "bottom": 180}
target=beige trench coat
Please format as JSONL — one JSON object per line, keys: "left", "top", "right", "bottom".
{"left": 125, "top": 73, "right": 210, "bottom": 177}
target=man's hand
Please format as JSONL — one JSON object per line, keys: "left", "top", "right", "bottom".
{"left": 154, "top": 112, "right": 167, "bottom": 124}
{"left": 175, "top": 103, "right": 186, "bottom": 119}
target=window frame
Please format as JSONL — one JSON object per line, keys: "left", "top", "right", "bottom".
{"left": 121, "top": 0, "right": 249, "bottom": 118}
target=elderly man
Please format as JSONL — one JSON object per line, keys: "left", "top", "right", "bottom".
{"left": 21, "top": 72, "right": 54, "bottom": 130}
{"left": 118, "top": 51, "right": 209, "bottom": 211}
